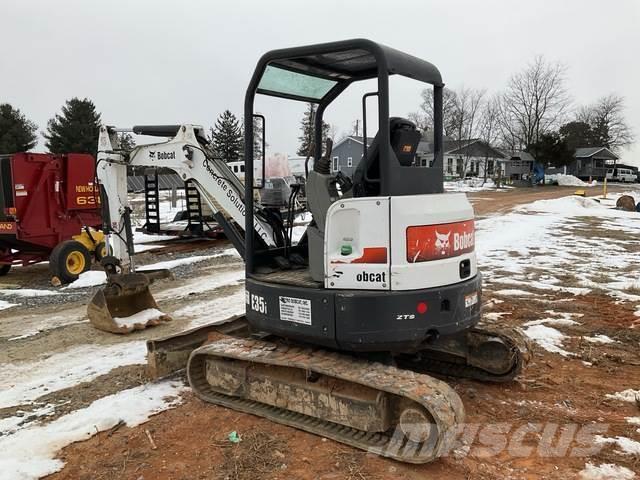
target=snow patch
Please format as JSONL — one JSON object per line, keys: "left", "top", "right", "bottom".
{"left": 0, "top": 289, "right": 61, "bottom": 297}
{"left": 583, "top": 334, "right": 616, "bottom": 344}
{"left": 0, "top": 380, "right": 186, "bottom": 480}
{"left": 595, "top": 435, "right": 640, "bottom": 455}
{"left": 523, "top": 324, "right": 573, "bottom": 356}
{"left": 493, "top": 289, "right": 534, "bottom": 296}
{"left": 0, "top": 299, "right": 19, "bottom": 310}
{"left": 579, "top": 462, "right": 636, "bottom": 480}
{"left": 112, "top": 308, "right": 165, "bottom": 328}
{"left": 605, "top": 389, "right": 640, "bottom": 403}
{"left": 64, "top": 270, "right": 106, "bottom": 289}
{"left": 625, "top": 417, "right": 640, "bottom": 426}
{"left": 138, "top": 254, "right": 218, "bottom": 271}
{"left": 545, "top": 174, "right": 596, "bottom": 187}
{"left": 0, "top": 342, "right": 146, "bottom": 409}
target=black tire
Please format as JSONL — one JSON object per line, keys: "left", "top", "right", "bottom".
{"left": 0, "top": 264, "right": 10, "bottom": 276}
{"left": 49, "top": 240, "right": 92, "bottom": 284}
{"left": 94, "top": 241, "right": 109, "bottom": 262}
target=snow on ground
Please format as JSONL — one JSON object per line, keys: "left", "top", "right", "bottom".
{"left": 113, "top": 308, "right": 165, "bottom": 328}
{"left": 0, "top": 289, "right": 61, "bottom": 297}
{"left": 444, "top": 178, "right": 510, "bottom": 193}
{"left": 134, "top": 243, "right": 166, "bottom": 253}
{"left": 174, "top": 289, "right": 245, "bottom": 328}
{"left": 477, "top": 192, "right": 640, "bottom": 356}
{"left": 0, "top": 380, "right": 186, "bottom": 480}
{"left": 545, "top": 174, "right": 597, "bottom": 187}
{"left": 0, "top": 299, "right": 19, "bottom": 311}
{"left": 133, "top": 232, "right": 179, "bottom": 244}
{"left": 0, "top": 342, "right": 146, "bottom": 409}
{"left": 156, "top": 267, "right": 244, "bottom": 300}
{"left": 605, "top": 389, "right": 640, "bottom": 403}
{"left": 523, "top": 324, "right": 573, "bottom": 356}
{"left": 63, "top": 270, "right": 106, "bottom": 289}
{"left": 137, "top": 254, "right": 220, "bottom": 271}
{"left": 583, "top": 334, "right": 616, "bottom": 344}
{"left": 493, "top": 289, "right": 534, "bottom": 296}
{"left": 579, "top": 462, "right": 636, "bottom": 480}
{"left": 595, "top": 435, "right": 640, "bottom": 455}
{"left": 64, "top": 249, "right": 237, "bottom": 290}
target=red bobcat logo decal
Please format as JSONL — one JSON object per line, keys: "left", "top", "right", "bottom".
{"left": 407, "top": 221, "right": 475, "bottom": 263}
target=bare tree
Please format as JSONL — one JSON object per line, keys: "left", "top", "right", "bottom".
{"left": 479, "top": 94, "right": 501, "bottom": 184}
{"left": 454, "top": 87, "right": 486, "bottom": 178}
{"left": 576, "top": 94, "right": 634, "bottom": 152}
{"left": 410, "top": 87, "right": 459, "bottom": 137}
{"left": 411, "top": 86, "right": 485, "bottom": 177}
{"left": 501, "top": 55, "right": 571, "bottom": 157}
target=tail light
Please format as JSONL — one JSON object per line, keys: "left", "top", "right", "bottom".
{"left": 406, "top": 220, "right": 475, "bottom": 263}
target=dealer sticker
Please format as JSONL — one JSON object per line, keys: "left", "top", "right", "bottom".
{"left": 279, "top": 296, "right": 312, "bottom": 325}
{"left": 464, "top": 292, "right": 478, "bottom": 308}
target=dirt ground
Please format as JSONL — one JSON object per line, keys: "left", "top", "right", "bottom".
{"left": 2, "top": 184, "right": 639, "bottom": 480}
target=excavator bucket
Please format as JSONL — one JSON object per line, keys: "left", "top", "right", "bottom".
{"left": 88, "top": 271, "right": 172, "bottom": 334}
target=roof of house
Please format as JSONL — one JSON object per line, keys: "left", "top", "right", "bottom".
{"left": 574, "top": 147, "right": 619, "bottom": 160}
{"left": 418, "top": 139, "right": 506, "bottom": 159}
{"left": 506, "top": 151, "right": 536, "bottom": 162}
{"left": 332, "top": 135, "right": 375, "bottom": 150}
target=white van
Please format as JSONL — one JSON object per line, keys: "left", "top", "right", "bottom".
{"left": 606, "top": 167, "right": 637, "bottom": 183}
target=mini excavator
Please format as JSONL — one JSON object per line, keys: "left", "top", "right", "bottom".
{"left": 89, "top": 39, "right": 528, "bottom": 463}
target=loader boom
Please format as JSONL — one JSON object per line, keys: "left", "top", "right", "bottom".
{"left": 95, "top": 124, "right": 275, "bottom": 271}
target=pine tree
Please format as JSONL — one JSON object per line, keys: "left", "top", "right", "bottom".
{"left": 210, "top": 110, "right": 243, "bottom": 162}
{"left": 297, "top": 103, "right": 330, "bottom": 157}
{"left": 44, "top": 98, "right": 101, "bottom": 156}
{"left": 0, "top": 104, "right": 38, "bottom": 153}
{"left": 118, "top": 132, "right": 136, "bottom": 152}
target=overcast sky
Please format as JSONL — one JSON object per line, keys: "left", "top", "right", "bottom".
{"left": 3, "top": 0, "right": 639, "bottom": 165}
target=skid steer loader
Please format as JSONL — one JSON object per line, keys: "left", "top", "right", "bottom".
{"left": 89, "top": 39, "right": 528, "bottom": 463}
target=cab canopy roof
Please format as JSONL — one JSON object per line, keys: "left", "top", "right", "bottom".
{"left": 255, "top": 38, "right": 443, "bottom": 103}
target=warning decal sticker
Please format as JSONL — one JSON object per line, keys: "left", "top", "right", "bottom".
{"left": 279, "top": 296, "right": 312, "bottom": 325}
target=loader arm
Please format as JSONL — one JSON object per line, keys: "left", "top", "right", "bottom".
{"left": 95, "top": 124, "right": 276, "bottom": 271}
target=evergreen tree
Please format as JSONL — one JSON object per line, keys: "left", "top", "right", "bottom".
{"left": 559, "top": 121, "right": 598, "bottom": 151}
{"left": 118, "top": 132, "right": 136, "bottom": 152}
{"left": 210, "top": 110, "right": 243, "bottom": 162}
{"left": 297, "top": 103, "right": 330, "bottom": 157}
{"left": 44, "top": 98, "right": 101, "bottom": 156}
{"left": 527, "top": 132, "right": 573, "bottom": 167}
{"left": 0, "top": 104, "right": 38, "bottom": 153}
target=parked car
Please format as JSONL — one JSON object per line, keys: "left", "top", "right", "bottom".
{"left": 606, "top": 168, "right": 637, "bottom": 183}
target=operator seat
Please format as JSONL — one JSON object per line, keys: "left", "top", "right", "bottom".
{"left": 352, "top": 117, "right": 421, "bottom": 197}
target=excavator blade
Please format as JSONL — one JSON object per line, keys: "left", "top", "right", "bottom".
{"left": 88, "top": 271, "right": 172, "bottom": 334}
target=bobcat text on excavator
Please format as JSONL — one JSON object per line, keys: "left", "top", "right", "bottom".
{"left": 88, "top": 38, "right": 529, "bottom": 463}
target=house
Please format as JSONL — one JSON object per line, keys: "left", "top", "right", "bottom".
{"left": 502, "top": 151, "right": 535, "bottom": 180}
{"left": 330, "top": 135, "right": 374, "bottom": 176}
{"left": 568, "top": 147, "right": 619, "bottom": 180}
{"left": 417, "top": 138, "right": 506, "bottom": 178}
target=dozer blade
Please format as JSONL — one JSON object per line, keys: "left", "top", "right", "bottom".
{"left": 88, "top": 271, "right": 172, "bottom": 334}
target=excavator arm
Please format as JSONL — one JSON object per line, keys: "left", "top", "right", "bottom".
{"left": 89, "top": 124, "right": 278, "bottom": 333}
{"left": 95, "top": 124, "right": 276, "bottom": 271}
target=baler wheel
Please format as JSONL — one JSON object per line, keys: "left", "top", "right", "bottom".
{"left": 0, "top": 264, "right": 10, "bottom": 276}
{"left": 50, "top": 240, "right": 92, "bottom": 284}
{"left": 94, "top": 242, "right": 108, "bottom": 262}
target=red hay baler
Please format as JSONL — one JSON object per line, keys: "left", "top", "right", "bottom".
{"left": 0, "top": 152, "right": 106, "bottom": 283}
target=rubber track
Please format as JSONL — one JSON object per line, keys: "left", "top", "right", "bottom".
{"left": 187, "top": 335, "right": 465, "bottom": 464}
{"left": 403, "top": 326, "right": 531, "bottom": 383}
